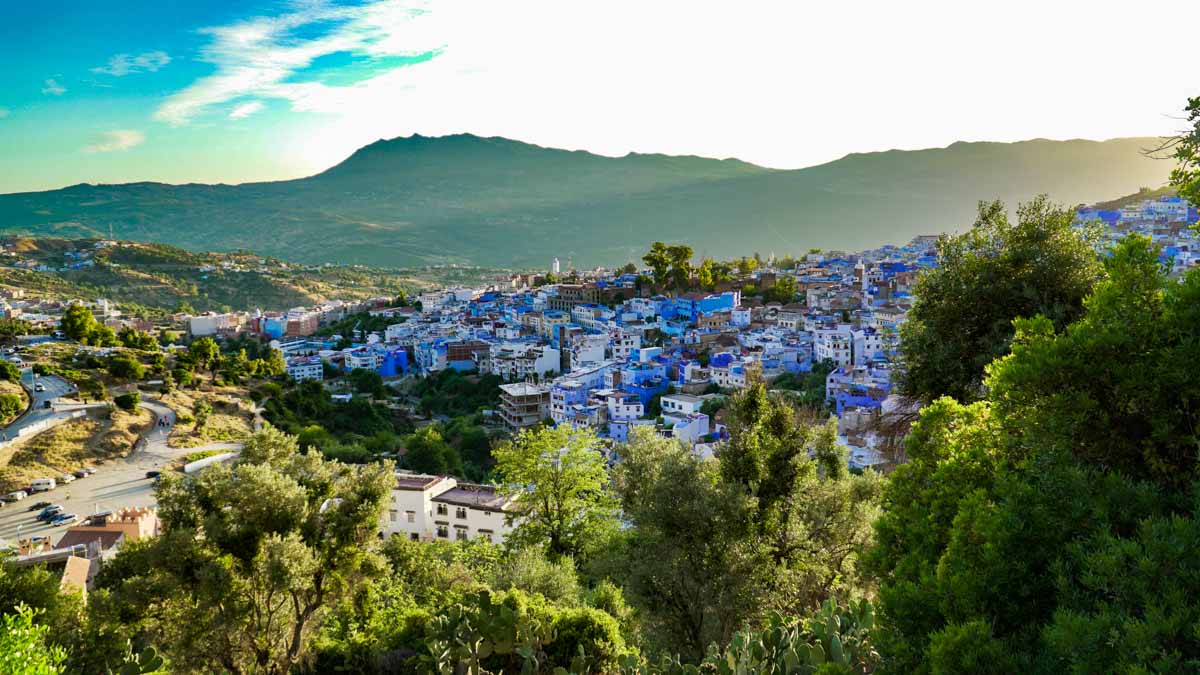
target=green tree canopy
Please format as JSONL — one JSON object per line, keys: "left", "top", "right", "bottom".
{"left": 493, "top": 425, "right": 619, "bottom": 562}
{"left": 898, "top": 196, "right": 1104, "bottom": 403}
{"left": 869, "top": 234, "right": 1200, "bottom": 673}
{"left": 95, "top": 424, "right": 394, "bottom": 675}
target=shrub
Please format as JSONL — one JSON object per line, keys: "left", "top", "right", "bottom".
{"left": 113, "top": 392, "right": 141, "bottom": 412}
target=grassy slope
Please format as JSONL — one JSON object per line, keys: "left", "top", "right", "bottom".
{"left": 0, "top": 409, "right": 153, "bottom": 493}
{"left": 0, "top": 237, "right": 472, "bottom": 313}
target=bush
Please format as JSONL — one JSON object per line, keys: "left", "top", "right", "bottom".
{"left": 113, "top": 392, "right": 141, "bottom": 412}
{"left": 0, "top": 393, "right": 23, "bottom": 421}
{"left": 107, "top": 353, "right": 146, "bottom": 381}
{"left": 0, "top": 361, "right": 20, "bottom": 382}
{"left": 546, "top": 606, "right": 627, "bottom": 672}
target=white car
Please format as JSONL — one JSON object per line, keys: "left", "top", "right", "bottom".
{"left": 57, "top": 474, "right": 76, "bottom": 484}
{"left": 2, "top": 490, "right": 28, "bottom": 502}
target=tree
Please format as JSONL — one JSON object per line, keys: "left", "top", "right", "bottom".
{"left": 736, "top": 256, "right": 759, "bottom": 276}
{"left": 402, "top": 426, "right": 463, "bottom": 477}
{"left": 868, "top": 236, "right": 1200, "bottom": 673}
{"left": 0, "top": 393, "right": 22, "bottom": 421}
{"left": 613, "top": 427, "right": 764, "bottom": 660}
{"left": 898, "top": 196, "right": 1104, "bottom": 403}
{"left": 96, "top": 425, "right": 394, "bottom": 675}
{"left": 1166, "top": 96, "right": 1200, "bottom": 208}
{"left": 107, "top": 353, "right": 145, "bottom": 381}
{"left": 0, "top": 318, "right": 31, "bottom": 347}
{"left": 60, "top": 304, "right": 97, "bottom": 342}
{"left": 260, "top": 348, "right": 286, "bottom": 378}
{"left": 118, "top": 327, "right": 158, "bottom": 351}
{"left": 697, "top": 258, "right": 716, "bottom": 290}
{"left": 621, "top": 262, "right": 638, "bottom": 274}
{"left": 667, "top": 244, "right": 694, "bottom": 290}
{"left": 113, "top": 392, "right": 140, "bottom": 413}
{"left": 0, "top": 604, "right": 68, "bottom": 675}
{"left": 188, "top": 337, "right": 221, "bottom": 381}
{"left": 493, "top": 425, "right": 619, "bottom": 562}
{"left": 0, "top": 361, "right": 20, "bottom": 382}
{"left": 643, "top": 242, "right": 672, "bottom": 287}
{"left": 764, "top": 275, "right": 798, "bottom": 304}
{"left": 347, "top": 368, "right": 386, "bottom": 398}
{"left": 192, "top": 398, "right": 212, "bottom": 431}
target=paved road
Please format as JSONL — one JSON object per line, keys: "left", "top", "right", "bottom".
{"left": 0, "top": 373, "right": 83, "bottom": 442}
{"left": 0, "top": 399, "right": 240, "bottom": 544}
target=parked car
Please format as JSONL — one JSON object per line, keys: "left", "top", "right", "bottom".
{"left": 82, "top": 467, "right": 97, "bottom": 475}
{"left": 34, "top": 383, "right": 44, "bottom": 392}
{"left": 57, "top": 474, "right": 75, "bottom": 484}
{"left": 72, "top": 469, "right": 89, "bottom": 478}
{"left": 145, "top": 470, "right": 161, "bottom": 479}
{"left": 42, "top": 400, "right": 52, "bottom": 409}
{"left": 36, "top": 505, "right": 63, "bottom": 522}
{"left": 2, "top": 491, "right": 28, "bottom": 503}
{"left": 26, "top": 500, "right": 51, "bottom": 512}
{"left": 50, "top": 513, "right": 77, "bottom": 526}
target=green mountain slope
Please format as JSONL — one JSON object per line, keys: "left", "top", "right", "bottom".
{"left": 0, "top": 134, "right": 1173, "bottom": 267}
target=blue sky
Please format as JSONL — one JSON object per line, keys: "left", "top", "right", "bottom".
{"left": 1, "top": 0, "right": 1198, "bottom": 194}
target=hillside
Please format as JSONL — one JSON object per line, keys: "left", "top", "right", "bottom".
{"left": 0, "top": 237, "right": 502, "bottom": 313}
{"left": 1087, "top": 185, "right": 1177, "bottom": 210}
{"left": 0, "top": 134, "right": 1175, "bottom": 267}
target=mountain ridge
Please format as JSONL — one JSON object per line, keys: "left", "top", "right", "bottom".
{"left": 0, "top": 134, "right": 1174, "bottom": 267}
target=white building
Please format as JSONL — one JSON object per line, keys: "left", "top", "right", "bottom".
{"left": 489, "top": 343, "right": 561, "bottom": 380}
{"left": 815, "top": 328, "right": 853, "bottom": 367}
{"left": 851, "top": 328, "right": 885, "bottom": 365}
{"left": 609, "top": 329, "right": 642, "bottom": 362}
{"left": 381, "top": 473, "right": 517, "bottom": 544}
{"left": 286, "top": 356, "right": 323, "bottom": 382}
{"left": 660, "top": 393, "right": 704, "bottom": 416}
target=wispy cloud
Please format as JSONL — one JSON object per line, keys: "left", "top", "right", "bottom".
{"left": 91, "top": 51, "right": 171, "bottom": 76}
{"left": 155, "top": 0, "right": 442, "bottom": 125}
{"left": 84, "top": 129, "right": 145, "bottom": 153}
{"left": 229, "top": 101, "right": 265, "bottom": 119}
{"left": 42, "top": 79, "right": 66, "bottom": 96}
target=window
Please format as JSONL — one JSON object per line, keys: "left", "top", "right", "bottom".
{"left": 410, "top": 533, "right": 419, "bottom": 541}
{"left": 436, "top": 525, "right": 448, "bottom": 539}
{"left": 478, "top": 529, "right": 494, "bottom": 543}
{"left": 406, "top": 511, "right": 415, "bottom": 523}
{"left": 456, "top": 507, "right": 467, "bottom": 520}
{"left": 389, "top": 510, "right": 397, "bottom": 522}
{"left": 455, "top": 526, "right": 468, "bottom": 541}
{"left": 436, "top": 503, "right": 447, "bottom": 516}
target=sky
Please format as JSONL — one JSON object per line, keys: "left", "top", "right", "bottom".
{"left": 1, "top": 0, "right": 1198, "bottom": 194}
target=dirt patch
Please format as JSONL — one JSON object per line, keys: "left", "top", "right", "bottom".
{"left": 161, "top": 386, "right": 254, "bottom": 448}
{"left": 0, "top": 408, "right": 153, "bottom": 493}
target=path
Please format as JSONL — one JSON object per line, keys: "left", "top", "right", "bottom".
{"left": 0, "top": 397, "right": 242, "bottom": 543}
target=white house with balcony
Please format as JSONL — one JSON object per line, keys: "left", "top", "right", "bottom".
{"left": 381, "top": 473, "right": 518, "bottom": 544}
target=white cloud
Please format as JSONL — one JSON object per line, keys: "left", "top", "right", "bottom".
{"left": 155, "top": 0, "right": 440, "bottom": 125}
{"left": 41, "top": 79, "right": 65, "bottom": 96}
{"left": 228, "top": 101, "right": 265, "bottom": 119}
{"left": 157, "top": 0, "right": 1200, "bottom": 172}
{"left": 84, "top": 129, "right": 145, "bottom": 153}
{"left": 91, "top": 51, "right": 171, "bottom": 76}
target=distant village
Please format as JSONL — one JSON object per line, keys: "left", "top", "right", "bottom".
{"left": 2, "top": 194, "right": 1197, "bottom": 479}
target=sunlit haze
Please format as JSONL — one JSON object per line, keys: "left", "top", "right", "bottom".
{"left": 1, "top": 0, "right": 1197, "bottom": 193}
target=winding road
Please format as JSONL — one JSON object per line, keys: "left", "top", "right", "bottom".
{"left": 0, "top": 398, "right": 240, "bottom": 544}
